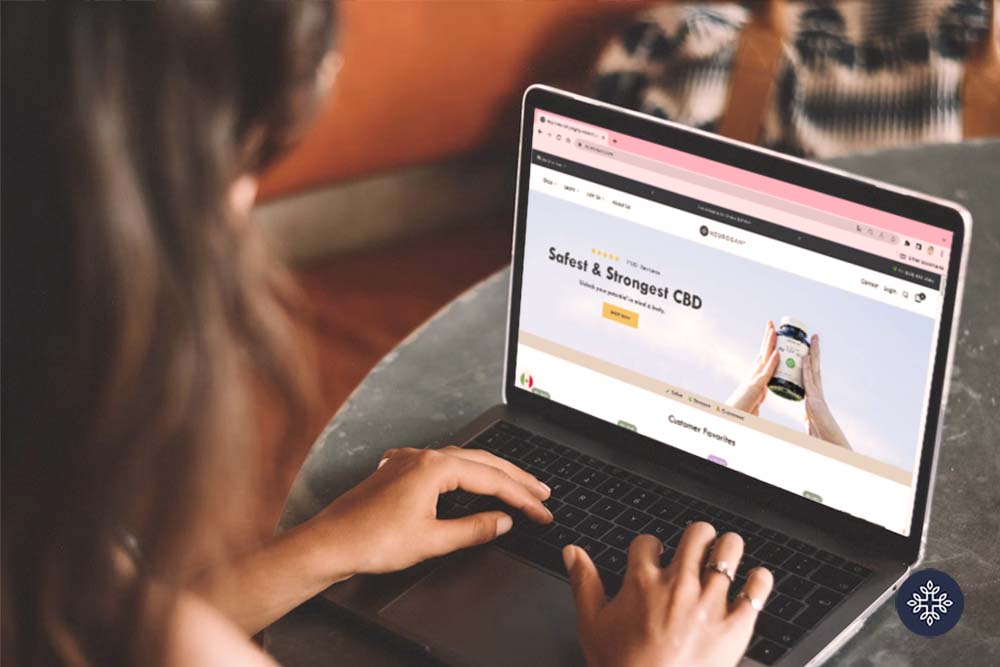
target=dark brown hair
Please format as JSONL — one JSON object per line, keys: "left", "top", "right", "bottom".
{"left": 2, "top": 3, "right": 337, "bottom": 665}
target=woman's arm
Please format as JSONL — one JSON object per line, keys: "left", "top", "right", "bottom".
{"left": 191, "top": 446, "right": 553, "bottom": 635}
{"left": 189, "top": 516, "right": 360, "bottom": 636}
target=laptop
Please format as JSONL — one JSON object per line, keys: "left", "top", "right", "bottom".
{"left": 320, "top": 85, "right": 971, "bottom": 666}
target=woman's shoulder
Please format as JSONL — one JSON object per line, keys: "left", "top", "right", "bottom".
{"left": 167, "top": 591, "right": 279, "bottom": 667}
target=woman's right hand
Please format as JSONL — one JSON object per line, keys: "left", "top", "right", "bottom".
{"left": 564, "top": 523, "right": 774, "bottom": 667}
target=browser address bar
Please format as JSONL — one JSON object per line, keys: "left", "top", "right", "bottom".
{"left": 575, "top": 140, "right": 900, "bottom": 246}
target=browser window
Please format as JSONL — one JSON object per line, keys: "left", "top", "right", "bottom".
{"left": 515, "top": 109, "right": 953, "bottom": 536}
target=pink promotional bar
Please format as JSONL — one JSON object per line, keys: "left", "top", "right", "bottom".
{"left": 534, "top": 109, "right": 953, "bottom": 248}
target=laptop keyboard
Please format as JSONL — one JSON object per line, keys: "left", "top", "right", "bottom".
{"left": 436, "top": 421, "right": 873, "bottom": 665}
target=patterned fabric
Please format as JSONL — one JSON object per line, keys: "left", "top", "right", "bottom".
{"left": 592, "top": 1, "right": 994, "bottom": 158}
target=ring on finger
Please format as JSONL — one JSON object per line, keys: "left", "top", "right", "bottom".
{"left": 703, "top": 560, "right": 736, "bottom": 583}
{"left": 735, "top": 590, "right": 764, "bottom": 611}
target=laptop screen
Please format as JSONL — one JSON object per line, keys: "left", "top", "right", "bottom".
{"left": 513, "top": 107, "right": 954, "bottom": 537}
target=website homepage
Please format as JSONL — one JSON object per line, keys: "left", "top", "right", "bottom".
{"left": 515, "top": 109, "right": 953, "bottom": 536}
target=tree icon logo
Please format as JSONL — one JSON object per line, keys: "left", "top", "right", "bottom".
{"left": 895, "top": 568, "right": 963, "bottom": 636}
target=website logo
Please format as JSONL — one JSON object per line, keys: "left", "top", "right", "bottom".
{"left": 699, "top": 225, "right": 709, "bottom": 237}
{"left": 895, "top": 568, "right": 963, "bottom": 636}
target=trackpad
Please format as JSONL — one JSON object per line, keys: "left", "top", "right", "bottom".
{"left": 379, "top": 548, "right": 584, "bottom": 667}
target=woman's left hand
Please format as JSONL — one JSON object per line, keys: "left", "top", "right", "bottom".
{"left": 312, "top": 446, "right": 553, "bottom": 576}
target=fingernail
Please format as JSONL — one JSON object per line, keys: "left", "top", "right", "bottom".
{"left": 538, "top": 481, "right": 551, "bottom": 495}
{"left": 562, "top": 545, "right": 576, "bottom": 572}
{"left": 496, "top": 514, "right": 513, "bottom": 536}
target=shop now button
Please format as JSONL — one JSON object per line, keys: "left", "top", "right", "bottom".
{"left": 602, "top": 302, "right": 639, "bottom": 328}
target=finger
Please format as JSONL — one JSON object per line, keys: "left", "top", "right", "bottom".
{"left": 442, "top": 446, "right": 550, "bottom": 499}
{"left": 756, "top": 321, "right": 774, "bottom": 361}
{"left": 701, "top": 532, "right": 745, "bottom": 611}
{"left": 728, "top": 566, "right": 774, "bottom": 627}
{"left": 671, "top": 521, "right": 717, "bottom": 582}
{"left": 810, "top": 334, "right": 822, "bottom": 387}
{"left": 802, "top": 352, "right": 816, "bottom": 396}
{"left": 442, "top": 455, "right": 552, "bottom": 523}
{"left": 625, "top": 534, "right": 664, "bottom": 588}
{"left": 563, "top": 545, "right": 607, "bottom": 629}
{"left": 432, "top": 511, "right": 513, "bottom": 553}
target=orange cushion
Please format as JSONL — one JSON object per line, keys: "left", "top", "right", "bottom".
{"left": 258, "top": 0, "right": 650, "bottom": 200}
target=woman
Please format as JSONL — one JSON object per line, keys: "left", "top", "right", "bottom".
{"left": 1, "top": 3, "right": 772, "bottom": 666}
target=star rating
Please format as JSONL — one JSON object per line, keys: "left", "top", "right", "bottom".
{"left": 591, "top": 248, "right": 620, "bottom": 261}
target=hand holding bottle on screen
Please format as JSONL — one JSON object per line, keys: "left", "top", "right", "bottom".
{"left": 802, "top": 334, "right": 852, "bottom": 450}
{"left": 725, "top": 320, "right": 779, "bottom": 416}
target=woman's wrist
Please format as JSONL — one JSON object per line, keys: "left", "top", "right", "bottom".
{"left": 290, "top": 510, "right": 364, "bottom": 586}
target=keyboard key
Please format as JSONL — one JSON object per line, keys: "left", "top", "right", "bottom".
{"left": 615, "top": 509, "right": 652, "bottom": 531}
{"left": 590, "top": 498, "right": 627, "bottom": 521}
{"left": 757, "top": 528, "right": 788, "bottom": 543}
{"left": 632, "top": 475, "right": 655, "bottom": 490}
{"left": 740, "top": 555, "right": 762, "bottom": 573}
{"left": 653, "top": 484, "right": 680, "bottom": 499}
{"left": 547, "top": 457, "right": 583, "bottom": 478}
{"left": 594, "top": 548, "right": 627, "bottom": 573}
{"left": 547, "top": 478, "right": 577, "bottom": 500}
{"left": 494, "top": 438, "right": 531, "bottom": 460}
{"left": 597, "top": 478, "right": 631, "bottom": 498}
{"left": 648, "top": 498, "right": 684, "bottom": 522}
{"left": 542, "top": 525, "right": 581, "bottom": 549}
{"left": 676, "top": 507, "right": 711, "bottom": 527}
{"left": 659, "top": 546, "right": 677, "bottom": 567}
{"left": 748, "top": 638, "right": 786, "bottom": 665}
{"left": 571, "top": 466, "right": 607, "bottom": 489}
{"left": 527, "top": 466, "right": 552, "bottom": 484}
{"left": 578, "top": 516, "right": 614, "bottom": 539}
{"left": 542, "top": 498, "right": 563, "bottom": 514}
{"left": 622, "top": 488, "right": 656, "bottom": 510}
{"left": 844, "top": 561, "right": 873, "bottom": 578}
{"left": 815, "top": 550, "right": 846, "bottom": 567}
{"left": 495, "top": 421, "right": 532, "bottom": 438}
{"left": 777, "top": 574, "right": 816, "bottom": 599}
{"left": 756, "top": 613, "right": 806, "bottom": 648}
{"left": 552, "top": 505, "right": 587, "bottom": 528}
{"left": 566, "top": 488, "right": 600, "bottom": 510}
{"left": 756, "top": 543, "right": 794, "bottom": 566}
{"left": 811, "top": 565, "right": 862, "bottom": 593}
{"left": 765, "top": 594, "right": 805, "bottom": 621}
{"left": 785, "top": 538, "right": 816, "bottom": 555}
{"left": 740, "top": 531, "right": 767, "bottom": 554}
{"left": 769, "top": 567, "right": 790, "bottom": 587}
{"left": 528, "top": 434, "right": 560, "bottom": 449}
{"left": 603, "top": 526, "right": 637, "bottom": 551}
{"left": 575, "top": 536, "right": 607, "bottom": 560}
{"left": 785, "top": 554, "right": 821, "bottom": 577}
{"left": 524, "top": 448, "right": 559, "bottom": 469}
{"left": 645, "top": 519, "right": 679, "bottom": 542}
{"left": 794, "top": 587, "right": 844, "bottom": 629}
{"left": 715, "top": 523, "right": 741, "bottom": 536}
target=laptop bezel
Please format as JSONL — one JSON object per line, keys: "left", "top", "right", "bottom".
{"left": 503, "top": 85, "right": 969, "bottom": 563}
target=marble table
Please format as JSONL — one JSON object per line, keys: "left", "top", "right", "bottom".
{"left": 266, "top": 140, "right": 1000, "bottom": 666}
